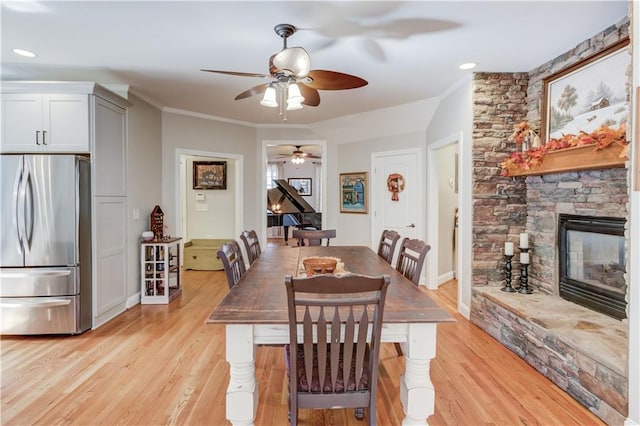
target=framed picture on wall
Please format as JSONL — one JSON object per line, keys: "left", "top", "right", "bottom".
{"left": 287, "top": 178, "right": 312, "bottom": 196}
{"left": 339, "top": 172, "right": 368, "bottom": 214}
{"left": 541, "top": 38, "right": 630, "bottom": 143}
{"left": 193, "top": 161, "right": 227, "bottom": 190}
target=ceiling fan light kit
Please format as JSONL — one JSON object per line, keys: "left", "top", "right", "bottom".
{"left": 201, "top": 23, "right": 368, "bottom": 121}
{"left": 260, "top": 85, "right": 278, "bottom": 107}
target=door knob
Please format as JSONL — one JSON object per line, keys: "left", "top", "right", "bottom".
{"left": 407, "top": 223, "right": 416, "bottom": 228}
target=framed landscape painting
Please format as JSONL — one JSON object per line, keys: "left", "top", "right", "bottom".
{"left": 541, "top": 38, "right": 630, "bottom": 142}
{"left": 339, "top": 172, "right": 367, "bottom": 214}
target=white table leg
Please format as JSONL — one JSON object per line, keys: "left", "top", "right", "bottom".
{"left": 399, "top": 323, "right": 437, "bottom": 425}
{"left": 225, "top": 324, "right": 258, "bottom": 426}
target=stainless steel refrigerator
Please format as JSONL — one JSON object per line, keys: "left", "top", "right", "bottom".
{"left": 1, "top": 154, "right": 92, "bottom": 335}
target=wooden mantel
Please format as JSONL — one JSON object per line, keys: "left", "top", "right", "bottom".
{"left": 504, "top": 143, "right": 628, "bottom": 177}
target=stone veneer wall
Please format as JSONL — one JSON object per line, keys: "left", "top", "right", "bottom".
{"left": 526, "top": 169, "right": 629, "bottom": 295}
{"left": 471, "top": 72, "right": 528, "bottom": 286}
{"left": 470, "top": 16, "right": 630, "bottom": 426}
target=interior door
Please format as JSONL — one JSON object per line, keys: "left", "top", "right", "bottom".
{"left": 371, "top": 149, "right": 423, "bottom": 266}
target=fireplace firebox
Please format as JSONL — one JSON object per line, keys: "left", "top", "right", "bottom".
{"left": 558, "top": 214, "right": 626, "bottom": 320}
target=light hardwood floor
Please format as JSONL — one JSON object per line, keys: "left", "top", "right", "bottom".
{"left": 1, "top": 268, "right": 604, "bottom": 425}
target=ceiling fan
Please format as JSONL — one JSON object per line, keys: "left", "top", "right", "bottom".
{"left": 201, "top": 23, "right": 368, "bottom": 112}
{"left": 276, "top": 145, "right": 321, "bottom": 164}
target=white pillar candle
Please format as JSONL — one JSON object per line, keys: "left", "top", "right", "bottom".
{"left": 519, "top": 233, "right": 529, "bottom": 249}
{"left": 504, "top": 242, "right": 514, "bottom": 255}
{"left": 520, "top": 252, "right": 529, "bottom": 264}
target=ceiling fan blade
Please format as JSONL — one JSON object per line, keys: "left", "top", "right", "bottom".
{"left": 305, "top": 70, "right": 368, "bottom": 90}
{"left": 201, "top": 69, "right": 270, "bottom": 78}
{"left": 299, "top": 84, "right": 320, "bottom": 106}
{"left": 234, "top": 84, "right": 268, "bottom": 100}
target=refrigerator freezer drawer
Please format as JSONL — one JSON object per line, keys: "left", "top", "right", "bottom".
{"left": 0, "top": 295, "right": 82, "bottom": 335}
{"left": 0, "top": 267, "right": 78, "bottom": 297}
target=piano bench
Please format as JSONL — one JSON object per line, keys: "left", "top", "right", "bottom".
{"left": 184, "top": 239, "right": 232, "bottom": 271}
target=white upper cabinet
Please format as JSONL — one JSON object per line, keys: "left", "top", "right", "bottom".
{"left": 1, "top": 93, "right": 90, "bottom": 153}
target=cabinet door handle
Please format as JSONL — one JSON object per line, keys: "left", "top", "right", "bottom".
{"left": 35, "top": 130, "right": 40, "bottom": 145}
{"left": 42, "top": 130, "right": 47, "bottom": 145}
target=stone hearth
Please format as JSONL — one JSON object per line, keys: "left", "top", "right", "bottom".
{"left": 471, "top": 287, "right": 627, "bottom": 424}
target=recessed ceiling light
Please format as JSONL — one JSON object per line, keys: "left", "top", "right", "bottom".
{"left": 459, "top": 62, "right": 477, "bottom": 70}
{"left": 13, "top": 48, "right": 37, "bottom": 58}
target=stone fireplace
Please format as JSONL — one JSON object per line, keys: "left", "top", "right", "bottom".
{"left": 558, "top": 214, "right": 627, "bottom": 320}
{"left": 469, "top": 15, "right": 630, "bottom": 425}
{"left": 471, "top": 167, "right": 630, "bottom": 425}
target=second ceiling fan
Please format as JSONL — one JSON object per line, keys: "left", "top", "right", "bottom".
{"left": 276, "top": 145, "right": 321, "bottom": 164}
{"left": 201, "top": 23, "right": 368, "bottom": 112}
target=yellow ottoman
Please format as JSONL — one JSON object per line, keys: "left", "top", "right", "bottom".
{"left": 183, "top": 239, "right": 231, "bottom": 270}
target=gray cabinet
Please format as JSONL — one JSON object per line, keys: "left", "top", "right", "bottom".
{"left": 1, "top": 81, "right": 129, "bottom": 330}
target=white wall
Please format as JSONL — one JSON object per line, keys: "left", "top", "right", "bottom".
{"left": 125, "top": 93, "right": 163, "bottom": 306}
{"left": 426, "top": 77, "right": 474, "bottom": 317}
{"left": 185, "top": 155, "right": 236, "bottom": 240}
{"left": 335, "top": 132, "right": 429, "bottom": 246}
{"left": 436, "top": 143, "right": 458, "bottom": 279}
{"left": 161, "top": 111, "right": 258, "bottom": 237}
{"left": 282, "top": 159, "right": 318, "bottom": 210}
{"left": 625, "top": 3, "right": 639, "bottom": 424}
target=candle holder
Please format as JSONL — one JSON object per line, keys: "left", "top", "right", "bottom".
{"left": 518, "top": 248, "right": 533, "bottom": 294}
{"left": 500, "top": 254, "right": 516, "bottom": 292}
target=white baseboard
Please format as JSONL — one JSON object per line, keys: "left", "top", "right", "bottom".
{"left": 437, "top": 271, "right": 454, "bottom": 286}
{"left": 625, "top": 418, "right": 640, "bottom": 426}
{"left": 458, "top": 301, "right": 471, "bottom": 320}
{"left": 127, "top": 292, "right": 141, "bottom": 308}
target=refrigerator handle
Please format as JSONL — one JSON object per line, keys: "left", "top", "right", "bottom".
{"left": 22, "top": 165, "right": 34, "bottom": 253}
{"left": 17, "top": 164, "right": 33, "bottom": 254}
{"left": 0, "top": 299, "right": 72, "bottom": 309}
{"left": 13, "top": 158, "right": 25, "bottom": 255}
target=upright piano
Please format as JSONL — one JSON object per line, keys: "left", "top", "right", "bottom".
{"left": 267, "top": 179, "right": 322, "bottom": 244}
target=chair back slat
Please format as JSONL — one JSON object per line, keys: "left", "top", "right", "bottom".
{"left": 216, "top": 240, "right": 247, "bottom": 289}
{"left": 303, "top": 307, "right": 314, "bottom": 392}
{"left": 285, "top": 273, "right": 389, "bottom": 424}
{"left": 317, "top": 308, "right": 327, "bottom": 390}
{"left": 395, "top": 237, "right": 431, "bottom": 285}
{"left": 239, "top": 230, "right": 261, "bottom": 266}
{"left": 377, "top": 229, "right": 401, "bottom": 264}
{"left": 343, "top": 309, "right": 355, "bottom": 387}
{"left": 356, "top": 307, "right": 370, "bottom": 390}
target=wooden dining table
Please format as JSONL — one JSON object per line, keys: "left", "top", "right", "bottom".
{"left": 207, "top": 245, "right": 453, "bottom": 425}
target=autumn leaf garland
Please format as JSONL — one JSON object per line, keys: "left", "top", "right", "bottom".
{"left": 500, "top": 123, "right": 628, "bottom": 176}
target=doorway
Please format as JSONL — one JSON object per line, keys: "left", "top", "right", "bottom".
{"left": 260, "top": 140, "right": 327, "bottom": 246}
{"left": 427, "top": 133, "right": 460, "bottom": 292}
{"left": 176, "top": 149, "right": 243, "bottom": 248}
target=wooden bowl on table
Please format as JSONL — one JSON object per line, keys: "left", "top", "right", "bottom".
{"left": 303, "top": 257, "right": 338, "bottom": 275}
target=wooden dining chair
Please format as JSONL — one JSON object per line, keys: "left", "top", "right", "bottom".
{"left": 216, "top": 240, "right": 247, "bottom": 289}
{"left": 377, "top": 229, "right": 401, "bottom": 264}
{"left": 292, "top": 229, "right": 336, "bottom": 246}
{"left": 239, "top": 229, "right": 261, "bottom": 266}
{"left": 395, "top": 237, "right": 431, "bottom": 285}
{"left": 393, "top": 237, "right": 430, "bottom": 356}
{"left": 284, "top": 273, "right": 390, "bottom": 426}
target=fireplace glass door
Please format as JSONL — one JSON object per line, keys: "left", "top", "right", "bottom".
{"left": 559, "top": 215, "right": 626, "bottom": 320}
